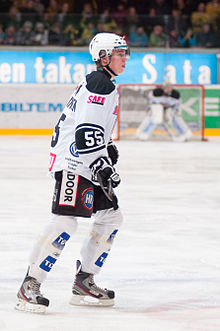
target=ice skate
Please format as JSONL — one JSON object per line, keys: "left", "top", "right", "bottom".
{"left": 173, "top": 129, "right": 192, "bottom": 142}
{"left": 136, "top": 131, "right": 150, "bottom": 141}
{"left": 69, "top": 260, "right": 115, "bottom": 307}
{"left": 15, "top": 271, "right": 49, "bottom": 313}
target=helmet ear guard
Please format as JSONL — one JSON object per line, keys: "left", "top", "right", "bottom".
{"left": 99, "top": 50, "right": 108, "bottom": 60}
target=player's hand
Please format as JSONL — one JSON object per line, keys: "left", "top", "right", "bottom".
{"left": 90, "top": 157, "right": 121, "bottom": 188}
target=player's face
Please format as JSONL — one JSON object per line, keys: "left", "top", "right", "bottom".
{"left": 164, "top": 85, "right": 172, "bottom": 94}
{"left": 109, "top": 49, "right": 128, "bottom": 75}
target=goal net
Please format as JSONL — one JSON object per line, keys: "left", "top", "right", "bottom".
{"left": 114, "top": 84, "right": 205, "bottom": 141}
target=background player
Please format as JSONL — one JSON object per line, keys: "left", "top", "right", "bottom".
{"left": 136, "top": 80, "right": 192, "bottom": 142}
{"left": 15, "top": 32, "right": 129, "bottom": 313}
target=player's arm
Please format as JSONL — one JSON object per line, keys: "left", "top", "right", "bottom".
{"left": 168, "top": 90, "right": 181, "bottom": 112}
{"left": 149, "top": 89, "right": 165, "bottom": 107}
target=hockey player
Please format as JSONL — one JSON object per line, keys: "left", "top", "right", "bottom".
{"left": 15, "top": 33, "right": 130, "bottom": 313}
{"left": 136, "top": 81, "right": 192, "bottom": 142}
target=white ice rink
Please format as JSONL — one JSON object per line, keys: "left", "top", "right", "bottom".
{"left": 0, "top": 136, "right": 220, "bottom": 331}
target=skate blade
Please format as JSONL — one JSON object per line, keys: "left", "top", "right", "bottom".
{"left": 69, "top": 295, "right": 114, "bottom": 307}
{"left": 15, "top": 299, "right": 46, "bottom": 314}
{"left": 172, "top": 134, "right": 188, "bottom": 142}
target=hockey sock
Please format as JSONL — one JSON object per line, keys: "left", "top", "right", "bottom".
{"left": 80, "top": 208, "right": 123, "bottom": 274}
{"left": 28, "top": 214, "right": 78, "bottom": 282}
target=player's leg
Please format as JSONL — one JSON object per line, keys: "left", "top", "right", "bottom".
{"left": 15, "top": 213, "right": 78, "bottom": 313}
{"left": 163, "top": 107, "right": 176, "bottom": 140}
{"left": 70, "top": 186, "right": 123, "bottom": 306}
{"left": 80, "top": 208, "right": 123, "bottom": 274}
{"left": 172, "top": 114, "right": 192, "bottom": 142}
{"left": 136, "top": 104, "right": 163, "bottom": 140}
{"left": 15, "top": 171, "right": 93, "bottom": 313}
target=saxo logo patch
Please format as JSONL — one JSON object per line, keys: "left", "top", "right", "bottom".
{"left": 82, "top": 188, "right": 94, "bottom": 210}
{"left": 40, "top": 256, "right": 57, "bottom": 272}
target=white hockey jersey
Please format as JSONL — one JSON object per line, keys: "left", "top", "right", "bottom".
{"left": 49, "top": 68, "right": 118, "bottom": 182}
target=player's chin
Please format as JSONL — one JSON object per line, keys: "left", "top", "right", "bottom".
{"left": 118, "top": 66, "right": 125, "bottom": 74}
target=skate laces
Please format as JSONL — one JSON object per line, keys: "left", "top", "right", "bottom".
{"left": 28, "top": 278, "right": 41, "bottom": 295}
{"left": 88, "top": 275, "right": 108, "bottom": 293}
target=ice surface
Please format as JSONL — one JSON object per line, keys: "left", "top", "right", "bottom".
{"left": 0, "top": 136, "right": 220, "bottom": 331}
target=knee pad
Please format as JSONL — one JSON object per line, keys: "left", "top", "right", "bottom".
{"left": 93, "top": 208, "right": 123, "bottom": 230}
{"left": 50, "top": 214, "right": 78, "bottom": 235}
{"left": 88, "top": 208, "right": 123, "bottom": 248}
{"left": 38, "top": 214, "right": 78, "bottom": 254}
{"left": 80, "top": 209, "right": 123, "bottom": 274}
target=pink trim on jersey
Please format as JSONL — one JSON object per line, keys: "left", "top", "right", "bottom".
{"left": 49, "top": 153, "right": 56, "bottom": 171}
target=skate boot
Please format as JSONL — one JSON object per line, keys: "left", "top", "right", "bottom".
{"left": 69, "top": 260, "right": 115, "bottom": 307}
{"left": 15, "top": 270, "right": 49, "bottom": 313}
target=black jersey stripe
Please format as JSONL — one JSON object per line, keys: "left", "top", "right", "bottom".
{"left": 75, "top": 123, "right": 105, "bottom": 133}
{"left": 77, "top": 145, "right": 105, "bottom": 154}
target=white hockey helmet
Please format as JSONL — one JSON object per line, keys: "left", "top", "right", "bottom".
{"left": 89, "top": 32, "right": 129, "bottom": 62}
{"left": 162, "top": 76, "right": 173, "bottom": 88}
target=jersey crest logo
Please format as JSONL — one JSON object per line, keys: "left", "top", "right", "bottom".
{"left": 87, "top": 95, "right": 106, "bottom": 105}
{"left": 70, "top": 142, "right": 79, "bottom": 157}
{"left": 82, "top": 188, "right": 94, "bottom": 210}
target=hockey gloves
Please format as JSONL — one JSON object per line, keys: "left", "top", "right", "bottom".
{"left": 107, "top": 139, "right": 119, "bottom": 165}
{"left": 90, "top": 157, "right": 121, "bottom": 188}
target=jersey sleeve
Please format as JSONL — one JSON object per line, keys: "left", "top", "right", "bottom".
{"left": 153, "top": 88, "right": 163, "bottom": 97}
{"left": 148, "top": 89, "right": 164, "bottom": 105}
{"left": 171, "top": 89, "right": 180, "bottom": 99}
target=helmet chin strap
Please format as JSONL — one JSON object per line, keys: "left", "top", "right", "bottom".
{"left": 101, "top": 55, "right": 118, "bottom": 77}
{"left": 105, "top": 64, "right": 118, "bottom": 77}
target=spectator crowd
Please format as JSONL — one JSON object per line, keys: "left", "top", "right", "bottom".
{"left": 0, "top": 0, "right": 220, "bottom": 47}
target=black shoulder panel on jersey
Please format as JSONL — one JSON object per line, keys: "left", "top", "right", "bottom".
{"left": 171, "top": 89, "right": 180, "bottom": 99}
{"left": 153, "top": 88, "right": 163, "bottom": 96}
{"left": 86, "top": 70, "right": 115, "bottom": 95}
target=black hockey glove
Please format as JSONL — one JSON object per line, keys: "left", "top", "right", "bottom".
{"left": 90, "top": 157, "right": 121, "bottom": 188}
{"left": 107, "top": 138, "right": 119, "bottom": 165}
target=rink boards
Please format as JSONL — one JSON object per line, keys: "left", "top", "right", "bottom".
{"left": 0, "top": 84, "right": 220, "bottom": 137}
